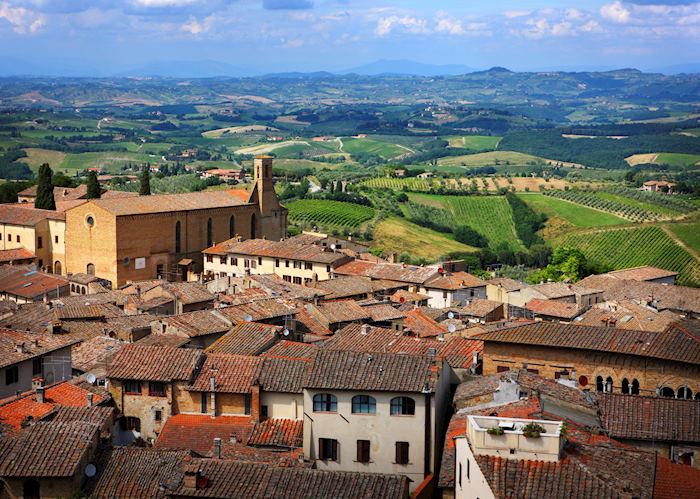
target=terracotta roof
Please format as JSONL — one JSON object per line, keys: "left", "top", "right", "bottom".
{"left": 208, "top": 442, "right": 305, "bottom": 465}
{"left": 135, "top": 333, "right": 190, "bottom": 348}
{"left": 206, "top": 322, "right": 281, "bottom": 356}
{"left": 390, "top": 289, "right": 430, "bottom": 303}
{"left": 307, "top": 350, "right": 436, "bottom": 393}
{"left": 160, "top": 310, "right": 231, "bottom": 338}
{"left": 155, "top": 414, "right": 254, "bottom": 454}
{"left": 0, "top": 421, "right": 98, "bottom": 477}
{"left": 256, "top": 357, "right": 310, "bottom": 393}
{"left": 312, "top": 300, "right": 371, "bottom": 325}
{"left": 217, "top": 299, "right": 293, "bottom": 323}
{"left": 244, "top": 274, "right": 327, "bottom": 301}
{"left": 79, "top": 189, "right": 250, "bottom": 216}
{"left": 476, "top": 321, "right": 700, "bottom": 366}
{"left": 108, "top": 344, "right": 203, "bottom": 382}
{"left": 188, "top": 354, "right": 262, "bottom": 393}
{"left": 172, "top": 458, "right": 410, "bottom": 499}
{"left": 309, "top": 276, "right": 404, "bottom": 300}
{"left": 654, "top": 456, "right": 700, "bottom": 499}
{"left": 204, "top": 237, "right": 350, "bottom": 264}
{"left": 334, "top": 260, "right": 439, "bottom": 284}
{"left": 574, "top": 303, "right": 679, "bottom": 332}
{"left": 248, "top": 418, "right": 303, "bottom": 448}
{"left": 294, "top": 307, "right": 332, "bottom": 336}
{"left": 50, "top": 405, "right": 115, "bottom": 429}
{"left": 52, "top": 304, "right": 106, "bottom": 320}
{"left": 529, "top": 282, "right": 576, "bottom": 299}
{"left": 460, "top": 299, "right": 504, "bottom": 318}
{"left": 487, "top": 277, "right": 525, "bottom": 292}
{"left": 72, "top": 335, "right": 125, "bottom": 373}
{"left": 605, "top": 266, "right": 679, "bottom": 282}
{"left": 159, "top": 281, "right": 215, "bottom": 305}
{"left": 362, "top": 303, "right": 405, "bottom": 322}
{"left": 19, "top": 184, "right": 88, "bottom": 201}
{"left": 599, "top": 393, "right": 700, "bottom": 443}
{"left": 88, "top": 447, "right": 189, "bottom": 499}
{"left": 0, "top": 328, "right": 78, "bottom": 369}
{"left": 424, "top": 271, "right": 487, "bottom": 290}
{"left": 0, "top": 204, "right": 65, "bottom": 226}
{"left": 0, "top": 266, "right": 69, "bottom": 299}
{"left": 526, "top": 298, "right": 583, "bottom": 320}
{"left": 403, "top": 308, "right": 448, "bottom": 338}
{"left": 0, "top": 247, "right": 35, "bottom": 263}
{"left": 260, "top": 340, "right": 319, "bottom": 360}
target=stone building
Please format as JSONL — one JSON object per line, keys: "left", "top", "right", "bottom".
{"left": 65, "top": 155, "right": 287, "bottom": 287}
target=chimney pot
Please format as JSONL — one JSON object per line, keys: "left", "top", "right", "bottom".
{"left": 36, "top": 386, "right": 45, "bottom": 404}
{"left": 213, "top": 437, "right": 222, "bottom": 459}
{"left": 360, "top": 324, "right": 371, "bottom": 335}
{"left": 87, "top": 393, "right": 94, "bottom": 407}
{"left": 15, "top": 342, "right": 25, "bottom": 353}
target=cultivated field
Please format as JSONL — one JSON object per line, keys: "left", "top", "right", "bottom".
{"left": 444, "top": 135, "right": 501, "bottom": 150}
{"left": 285, "top": 199, "right": 375, "bottom": 230}
{"left": 517, "top": 193, "right": 626, "bottom": 228}
{"left": 341, "top": 137, "right": 412, "bottom": 159}
{"left": 553, "top": 226, "right": 700, "bottom": 286}
{"left": 18, "top": 148, "right": 67, "bottom": 171}
{"left": 202, "top": 125, "right": 279, "bottom": 138}
{"left": 626, "top": 152, "right": 700, "bottom": 167}
{"left": 374, "top": 216, "right": 476, "bottom": 260}
{"left": 235, "top": 140, "right": 313, "bottom": 155}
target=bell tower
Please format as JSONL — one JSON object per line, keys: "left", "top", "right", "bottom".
{"left": 247, "top": 155, "right": 287, "bottom": 241}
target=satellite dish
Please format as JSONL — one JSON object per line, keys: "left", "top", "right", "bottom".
{"left": 86, "top": 373, "right": 97, "bottom": 385}
{"left": 244, "top": 314, "right": 253, "bottom": 322}
{"left": 447, "top": 311, "right": 454, "bottom": 320}
{"left": 448, "top": 324, "right": 456, "bottom": 333}
{"left": 283, "top": 329, "right": 290, "bottom": 337}
{"left": 330, "top": 244, "right": 337, "bottom": 251}
{"left": 85, "top": 463, "right": 97, "bottom": 478}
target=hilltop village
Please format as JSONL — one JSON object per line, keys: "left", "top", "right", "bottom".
{"left": 0, "top": 157, "right": 699, "bottom": 498}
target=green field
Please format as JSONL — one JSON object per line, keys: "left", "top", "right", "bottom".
{"left": 272, "top": 158, "right": 345, "bottom": 172}
{"left": 285, "top": 199, "right": 375, "bottom": 230}
{"left": 543, "top": 190, "right": 663, "bottom": 222}
{"left": 437, "top": 151, "right": 550, "bottom": 167}
{"left": 374, "top": 216, "right": 476, "bottom": 260}
{"left": 667, "top": 220, "right": 700, "bottom": 254}
{"left": 358, "top": 177, "right": 433, "bottom": 191}
{"left": 553, "top": 226, "right": 700, "bottom": 286}
{"left": 517, "top": 193, "right": 626, "bottom": 227}
{"left": 58, "top": 151, "right": 158, "bottom": 173}
{"left": 444, "top": 135, "right": 501, "bottom": 150}
{"left": 408, "top": 193, "right": 525, "bottom": 251}
{"left": 341, "top": 137, "right": 411, "bottom": 159}
{"left": 18, "top": 148, "right": 67, "bottom": 171}
{"left": 655, "top": 153, "right": 700, "bottom": 167}
{"left": 593, "top": 191, "right": 679, "bottom": 217}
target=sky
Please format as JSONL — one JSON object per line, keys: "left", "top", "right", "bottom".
{"left": 0, "top": 0, "right": 699, "bottom": 74}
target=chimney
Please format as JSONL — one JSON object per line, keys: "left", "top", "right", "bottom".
{"left": 360, "top": 324, "right": 371, "bottom": 335}
{"left": 472, "top": 351, "right": 479, "bottom": 365}
{"left": 209, "top": 377, "right": 216, "bottom": 418}
{"left": 87, "top": 393, "right": 94, "bottom": 407}
{"left": 250, "top": 384, "right": 261, "bottom": 422}
{"left": 15, "top": 342, "right": 25, "bottom": 354}
{"left": 36, "top": 386, "right": 45, "bottom": 404}
{"left": 213, "top": 437, "right": 222, "bottom": 459}
{"left": 230, "top": 434, "right": 238, "bottom": 444}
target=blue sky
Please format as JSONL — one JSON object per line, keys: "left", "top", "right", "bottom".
{"left": 1, "top": 0, "right": 699, "bottom": 73}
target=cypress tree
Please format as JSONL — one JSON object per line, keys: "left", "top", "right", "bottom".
{"left": 86, "top": 171, "right": 101, "bottom": 199}
{"left": 139, "top": 165, "right": 151, "bottom": 196}
{"left": 34, "top": 163, "right": 56, "bottom": 210}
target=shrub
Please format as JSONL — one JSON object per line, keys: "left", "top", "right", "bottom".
{"left": 454, "top": 225, "right": 488, "bottom": 247}
{"left": 487, "top": 427, "right": 505, "bottom": 436}
{"left": 522, "top": 422, "right": 545, "bottom": 438}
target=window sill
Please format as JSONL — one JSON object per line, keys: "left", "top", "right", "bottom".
{"left": 390, "top": 414, "right": 416, "bottom": 417}
{"left": 353, "top": 460, "right": 374, "bottom": 464}
{"left": 350, "top": 412, "right": 377, "bottom": 416}
{"left": 125, "top": 392, "right": 141, "bottom": 396}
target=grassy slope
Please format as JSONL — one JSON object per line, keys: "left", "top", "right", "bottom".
{"left": 374, "top": 216, "right": 476, "bottom": 260}
{"left": 342, "top": 137, "right": 409, "bottom": 159}
{"left": 437, "top": 151, "right": 547, "bottom": 167}
{"left": 444, "top": 135, "right": 501, "bottom": 150}
{"left": 593, "top": 191, "right": 680, "bottom": 217}
{"left": 409, "top": 193, "right": 525, "bottom": 251}
{"left": 666, "top": 219, "right": 700, "bottom": 255}
{"left": 285, "top": 199, "right": 375, "bottom": 229}
{"left": 517, "top": 193, "right": 627, "bottom": 228}
{"left": 18, "top": 148, "right": 67, "bottom": 171}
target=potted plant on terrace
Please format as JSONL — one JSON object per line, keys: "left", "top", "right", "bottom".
{"left": 487, "top": 427, "right": 505, "bottom": 436}
{"left": 522, "top": 422, "right": 546, "bottom": 439}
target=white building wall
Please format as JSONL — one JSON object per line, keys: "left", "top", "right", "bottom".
{"left": 454, "top": 437, "right": 495, "bottom": 499}
{"left": 261, "top": 392, "right": 303, "bottom": 420}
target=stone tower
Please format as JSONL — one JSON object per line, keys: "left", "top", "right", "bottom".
{"left": 247, "top": 155, "right": 287, "bottom": 241}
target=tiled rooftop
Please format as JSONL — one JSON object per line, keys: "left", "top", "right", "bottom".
{"left": 0, "top": 328, "right": 79, "bottom": 370}
{"left": 526, "top": 298, "right": 582, "bottom": 319}
{"left": 206, "top": 322, "right": 281, "bottom": 356}
{"left": 248, "top": 418, "right": 303, "bottom": 448}
{"left": 0, "top": 266, "right": 69, "bottom": 300}
{"left": 402, "top": 308, "right": 448, "bottom": 338}
{"left": 108, "top": 344, "right": 203, "bottom": 382}
{"left": 204, "top": 237, "right": 350, "bottom": 264}
{"left": 423, "top": 271, "right": 487, "bottom": 290}
{"left": 188, "top": 354, "right": 262, "bottom": 394}
{"left": 334, "top": 260, "right": 439, "bottom": 284}
{"left": 256, "top": 357, "right": 310, "bottom": 393}
{"left": 155, "top": 414, "right": 255, "bottom": 454}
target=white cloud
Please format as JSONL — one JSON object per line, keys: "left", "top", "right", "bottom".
{"left": 132, "top": 0, "right": 199, "bottom": 6}
{"left": 601, "top": 1, "right": 631, "bottom": 24}
{"left": 0, "top": 2, "right": 45, "bottom": 33}
{"left": 504, "top": 10, "right": 530, "bottom": 19}
{"left": 375, "top": 15, "right": 428, "bottom": 37}
{"left": 180, "top": 15, "right": 213, "bottom": 34}
{"left": 435, "top": 12, "right": 464, "bottom": 35}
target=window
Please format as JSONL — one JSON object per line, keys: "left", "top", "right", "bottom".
{"left": 459, "top": 463, "right": 462, "bottom": 488}
{"left": 207, "top": 218, "right": 213, "bottom": 247}
{"left": 32, "top": 357, "right": 43, "bottom": 376}
{"left": 390, "top": 397, "right": 415, "bottom": 416}
{"left": 86, "top": 216, "right": 95, "bottom": 227}
{"left": 261, "top": 405, "right": 268, "bottom": 419}
{"left": 86, "top": 263, "right": 95, "bottom": 275}
{"left": 305, "top": 262, "right": 313, "bottom": 270}
{"left": 5, "top": 366, "right": 18, "bottom": 386}
{"left": 605, "top": 377, "right": 613, "bottom": 393}
{"left": 661, "top": 387, "right": 675, "bottom": 398}
{"left": 326, "top": 265, "right": 331, "bottom": 273}
{"left": 293, "top": 261, "right": 301, "bottom": 269}
{"left": 229, "top": 216, "right": 235, "bottom": 238}
{"left": 285, "top": 260, "right": 290, "bottom": 268}
{"left": 293, "top": 276, "right": 302, "bottom": 285}
{"left": 283, "top": 275, "right": 292, "bottom": 283}
{"left": 148, "top": 382, "right": 166, "bottom": 397}
{"left": 124, "top": 380, "right": 141, "bottom": 395}
{"left": 219, "top": 272, "right": 227, "bottom": 278}
{"left": 125, "top": 417, "right": 141, "bottom": 432}
{"left": 596, "top": 376, "right": 604, "bottom": 393}
{"left": 154, "top": 410, "right": 162, "bottom": 422}
{"left": 6, "top": 233, "right": 10, "bottom": 241}
{"left": 631, "top": 379, "right": 640, "bottom": 395}
{"left": 251, "top": 214, "right": 256, "bottom": 239}
{"left": 319, "top": 438, "right": 338, "bottom": 461}
{"left": 244, "top": 394, "right": 251, "bottom": 415}
{"left": 467, "top": 458, "right": 470, "bottom": 479}
{"left": 258, "top": 257, "right": 262, "bottom": 266}
{"left": 497, "top": 366, "right": 510, "bottom": 373}
{"left": 678, "top": 386, "right": 693, "bottom": 399}
{"left": 526, "top": 368, "right": 539, "bottom": 375}
{"left": 232, "top": 258, "right": 238, "bottom": 266}
{"left": 37, "top": 236, "right": 42, "bottom": 249}
{"left": 357, "top": 440, "right": 370, "bottom": 463}
{"left": 54, "top": 235, "right": 58, "bottom": 244}
{"left": 351, "top": 395, "right": 376, "bottom": 414}
{"left": 621, "top": 378, "right": 629, "bottom": 395}
{"left": 206, "top": 255, "right": 214, "bottom": 263}
{"left": 16, "top": 235, "right": 20, "bottom": 243}
{"left": 175, "top": 221, "right": 181, "bottom": 254}
{"left": 220, "top": 256, "right": 228, "bottom": 265}
{"left": 313, "top": 393, "right": 337, "bottom": 412}
{"left": 443, "top": 291, "right": 448, "bottom": 299}
{"left": 275, "top": 259, "right": 280, "bottom": 268}
{"left": 201, "top": 393, "right": 208, "bottom": 414}
{"left": 395, "top": 442, "right": 409, "bottom": 465}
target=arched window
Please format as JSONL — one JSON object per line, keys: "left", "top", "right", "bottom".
{"left": 313, "top": 393, "right": 337, "bottom": 412}
{"left": 86, "top": 263, "right": 95, "bottom": 275}
{"left": 596, "top": 376, "right": 604, "bottom": 392}
{"left": 229, "top": 215, "right": 235, "bottom": 239}
{"left": 695, "top": 393, "right": 700, "bottom": 400}
{"left": 175, "top": 221, "right": 181, "bottom": 254}
{"left": 70, "top": 284, "right": 75, "bottom": 293}
{"left": 54, "top": 261, "right": 62, "bottom": 275}
{"left": 660, "top": 387, "right": 675, "bottom": 398}
{"left": 678, "top": 386, "right": 693, "bottom": 400}
{"left": 390, "top": 397, "right": 415, "bottom": 416}
{"left": 621, "top": 378, "right": 629, "bottom": 395}
{"left": 631, "top": 379, "right": 640, "bottom": 395}
{"left": 351, "top": 395, "right": 376, "bottom": 414}
{"left": 605, "top": 377, "right": 613, "bottom": 393}
{"left": 251, "top": 213, "right": 257, "bottom": 239}
{"left": 207, "top": 218, "right": 213, "bottom": 247}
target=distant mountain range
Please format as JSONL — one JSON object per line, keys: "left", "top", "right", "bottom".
{"left": 0, "top": 57, "right": 698, "bottom": 78}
